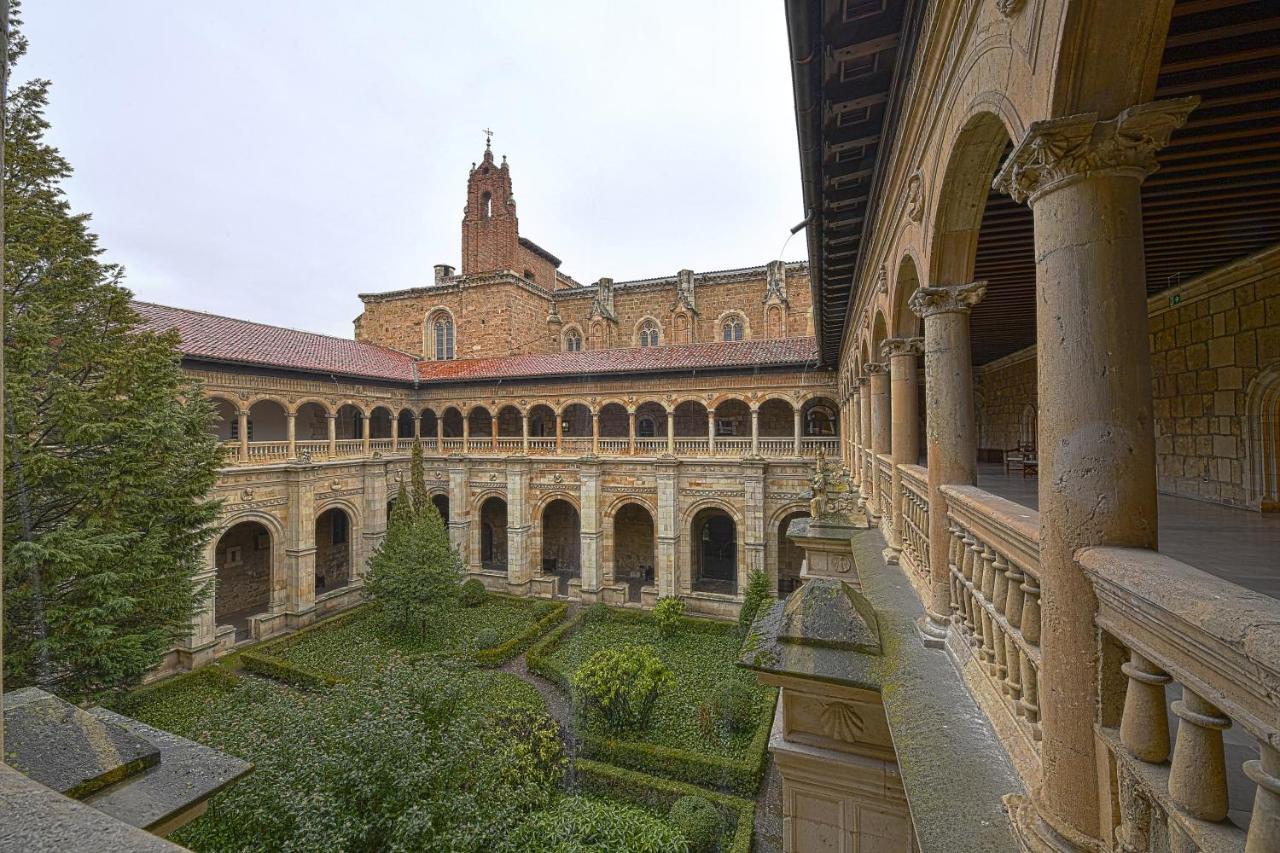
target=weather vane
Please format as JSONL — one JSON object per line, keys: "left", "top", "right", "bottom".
{"left": 483, "top": 127, "right": 494, "bottom": 150}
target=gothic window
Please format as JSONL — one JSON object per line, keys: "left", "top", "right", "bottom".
{"left": 638, "top": 319, "right": 661, "bottom": 348}
{"left": 722, "top": 315, "right": 745, "bottom": 342}
{"left": 564, "top": 329, "right": 583, "bottom": 352}
{"left": 428, "top": 310, "right": 455, "bottom": 360}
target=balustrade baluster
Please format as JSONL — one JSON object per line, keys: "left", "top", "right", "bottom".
{"left": 1168, "top": 688, "right": 1231, "bottom": 822}
{"left": 1006, "top": 642, "right": 1023, "bottom": 705}
{"left": 1245, "top": 742, "right": 1280, "bottom": 853}
{"left": 1119, "top": 651, "right": 1171, "bottom": 764}
{"left": 991, "top": 552, "right": 1008, "bottom": 617}
{"left": 1020, "top": 661, "right": 1040, "bottom": 739}
{"left": 1020, "top": 574, "right": 1041, "bottom": 647}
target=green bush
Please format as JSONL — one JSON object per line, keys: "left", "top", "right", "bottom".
{"left": 239, "top": 650, "right": 341, "bottom": 690}
{"left": 492, "top": 708, "right": 567, "bottom": 797}
{"left": 474, "top": 599, "right": 568, "bottom": 667}
{"left": 709, "top": 680, "right": 756, "bottom": 733}
{"left": 583, "top": 602, "right": 611, "bottom": 624}
{"left": 737, "top": 568, "right": 773, "bottom": 636}
{"left": 653, "top": 596, "right": 684, "bottom": 638}
{"left": 574, "top": 645, "right": 672, "bottom": 734}
{"left": 460, "top": 578, "right": 488, "bottom": 607}
{"left": 532, "top": 600, "right": 558, "bottom": 619}
{"left": 499, "top": 796, "right": 685, "bottom": 852}
{"left": 475, "top": 628, "right": 501, "bottom": 649}
{"left": 669, "top": 795, "right": 722, "bottom": 853}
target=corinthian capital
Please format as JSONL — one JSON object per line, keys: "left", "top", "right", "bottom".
{"left": 908, "top": 281, "right": 987, "bottom": 319}
{"left": 864, "top": 362, "right": 888, "bottom": 376}
{"left": 881, "top": 336, "right": 924, "bottom": 361}
{"left": 993, "top": 97, "right": 1198, "bottom": 205}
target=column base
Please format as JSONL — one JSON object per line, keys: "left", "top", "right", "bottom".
{"left": 1005, "top": 794, "right": 1102, "bottom": 853}
{"left": 915, "top": 614, "right": 949, "bottom": 649}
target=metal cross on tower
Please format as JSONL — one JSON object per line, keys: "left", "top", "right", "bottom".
{"left": 483, "top": 127, "right": 494, "bottom": 149}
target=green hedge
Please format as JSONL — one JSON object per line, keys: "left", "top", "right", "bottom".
{"left": 526, "top": 605, "right": 777, "bottom": 795}
{"left": 239, "top": 649, "right": 342, "bottom": 690}
{"left": 573, "top": 759, "right": 755, "bottom": 853}
{"left": 474, "top": 598, "right": 567, "bottom": 666}
{"left": 108, "top": 664, "right": 242, "bottom": 716}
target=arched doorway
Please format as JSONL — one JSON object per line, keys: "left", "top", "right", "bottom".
{"left": 431, "top": 492, "right": 449, "bottom": 523}
{"left": 691, "top": 507, "right": 737, "bottom": 594}
{"left": 479, "top": 497, "right": 507, "bottom": 571}
{"left": 541, "top": 499, "right": 581, "bottom": 595}
{"left": 315, "top": 507, "right": 352, "bottom": 594}
{"left": 613, "top": 503, "right": 655, "bottom": 603}
{"left": 215, "top": 521, "right": 272, "bottom": 641}
{"left": 777, "top": 511, "right": 810, "bottom": 596}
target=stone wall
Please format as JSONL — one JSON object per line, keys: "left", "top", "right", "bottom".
{"left": 974, "top": 248, "right": 1280, "bottom": 508}
{"left": 314, "top": 509, "right": 351, "bottom": 591}
{"left": 214, "top": 521, "right": 272, "bottom": 620}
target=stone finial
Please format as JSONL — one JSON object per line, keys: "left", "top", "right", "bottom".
{"left": 590, "top": 277, "right": 616, "bottom": 321}
{"left": 864, "top": 362, "right": 888, "bottom": 376}
{"left": 908, "top": 281, "right": 987, "bottom": 318}
{"left": 880, "top": 336, "right": 924, "bottom": 361}
{"left": 764, "top": 259, "right": 788, "bottom": 304}
{"left": 993, "top": 97, "right": 1199, "bottom": 205}
{"left": 674, "top": 268, "right": 696, "bottom": 312}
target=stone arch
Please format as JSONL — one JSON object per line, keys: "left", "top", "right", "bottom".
{"left": 527, "top": 403, "right": 557, "bottom": 438}
{"left": 441, "top": 406, "right": 464, "bottom": 438}
{"left": 537, "top": 497, "right": 581, "bottom": 588}
{"left": 1244, "top": 361, "right": 1280, "bottom": 511}
{"left": 671, "top": 399, "right": 710, "bottom": 438}
{"left": 634, "top": 400, "right": 669, "bottom": 440}
{"left": 871, "top": 310, "right": 890, "bottom": 361}
{"left": 213, "top": 512, "right": 283, "bottom": 640}
{"left": 598, "top": 401, "right": 629, "bottom": 438}
{"left": 247, "top": 398, "right": 289, "bottom": 442}
{"left": 772, "top": 507, "right": 811, "bottom": 597}
{"left": 289, "top": 396, "right": 333, "bottom": 417}
{"left": 559, "top": 402, "right": 592, "bottom": 437}
{"left": 477, "top": 495, "right": 508, "bottom": 571}
{"left": 420, "top": 406, "right": 440, "bottom": 437}
{"left": 466, "top": 405, "right": 493, "bottom": 443}
{"left": 430, "top": 492, "right": 450, "bottom": 523}
{"left": 396, "top": 407, "right": 416, "bottom": 438}
{"left": 315, "top": 503, "right": 356, "bottom": 594}
{"left": 294, "top": 401, "right": 330, "bottom": 441}
{"left": 208, "top": 396, "right": 238, "bottom": 441}
{"left": 367, "top": 405, "right": 394, "bottom": 439}
{"left": 425, "top": 306, "right": 456, "bottom": 361}
{"left": 671, "top": 309, "right": 693, "bottom": 344}
{"left": 335, "top": 403, "right": 365, "bottom": 440}
{"left": 495, "top": 404, "right": 522, "bottom": 437}
{"left": 610, "top": 501, "right": 656, "bottom": 602}
{"left": 688, "top": 502, "right": 740, "bottom": 595}
{"left": 713, "top": 397, "right": 751, "bottom": 438}
{"left": 801, "top": 396, "right": 840, "bottom": 437}
{"left": 892, "top": 252, "right": 924, "bottom": 338}
{"left": 562, "top": 323, "right": 584, "bottom": 352}
{"left": 758, "top": 397, "right": 795, "bottom": 438}
{"left": 1019, "top": 403, "right": 1038, "bottom": 450}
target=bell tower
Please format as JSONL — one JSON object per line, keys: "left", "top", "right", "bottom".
{"left": 461, "top": 132, "right": 519, "bottom": 275}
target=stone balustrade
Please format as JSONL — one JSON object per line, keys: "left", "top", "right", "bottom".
{"left": 941, "top": 485, "right": 1043, "bottom": 748}
{"left": 1080, "top": 547, "right": 1280, "bottom": 852}
{"left": 876, "top": 453, "right": 893, "bottom": 520}
{"left": 899, "top": 464, "right": 929, "bottom": 580}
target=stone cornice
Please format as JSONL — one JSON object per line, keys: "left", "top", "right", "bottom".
{"left": 909, "top": 281, "right": 987, "bottom": 318}
{"left": 993, "top": 98, "right": 1199, "bottom": 206}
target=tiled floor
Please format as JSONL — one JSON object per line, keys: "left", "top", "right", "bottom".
{"left": 974, "top": 463, "right": 1280, "bottom": 599}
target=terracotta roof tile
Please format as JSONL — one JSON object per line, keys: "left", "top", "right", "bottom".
{"left": 134, "top": 301, "right": 821, "bottom": 385}
{"left": 132, "top": 302, "right": 418, "bottom": 382}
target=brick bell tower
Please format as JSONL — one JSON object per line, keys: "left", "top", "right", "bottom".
{"left": 460, "top": 133, "right": 519, "bottom": 275}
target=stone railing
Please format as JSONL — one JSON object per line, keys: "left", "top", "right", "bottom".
{"left": 899, "top": 464, "right": 929, "bottom": 579}
{"left": 1080, "top": 547, "right": 1279, "bottom": 852}
{"left": 876, "top": 454, "right": 893, "bottom": 519}
{"left": 942, "top": 485, "right": 1043, "bottom": 748}
{"left": 222, "top": 436, "right": 841, "bottom": 465}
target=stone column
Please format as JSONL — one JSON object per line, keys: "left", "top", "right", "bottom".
{"left": 792, "top": 407, "right": 803, "bottom": 457}
{"left": 580, "top": 459, "right": 602, "bottom": 596}
{"left": 858, "top": 378, "right": 872, "bottom": 496}
{"left": 462, "top": 413, "right": 470, "bottom": 454}
{"left": 750, "top": 407, "right": 760, "bottom": 457}
{"left": 391, "top": 416, "right": 399, "bottom": 446}
{"left": 237, "top": 408, "right": 249, "bottom": 462}
{"left": 883, "top": 338, "right": 923, "bottom": 558}
{"left": 707, "top": 409, "right": 716, "bottom": 455}
{"left": 413, "top": 413, "right": 421, "bottom": 439}
{"left": 506, "top": 458, "right": 531, "bottom": 590}
{"left": 851, "top": 383, "right": 864, "bottom": 486}
{"left": 628, "top": 410, "right": 637, "bottom": 455}
{"left": 908, "top": 282, "right": 985, "bottom": 640}
{"left": 284, "top": 465, "right": 317, "bottom": 628}
{"left": 521, "top": 411, "right": 530, "bottom": 454}
{"left": 448, "top": 459, "right": 470, "bottom": 566}
{"left": 993, "top": 97, "right": 1196, "bottom": 849}
{"left": 866, "top": 363, "right": 890, "bottom": 515}
{"left": 592, "top": 410, "right": 600, "bottom": 455}
{"left": 360, "top": 462, "right": 387, "bottom": 580}
{"left": 655, "top": 459, "right": 679, "bottom": 597}
{"left": 555, "top": 411, "right": 563, "bottom": 454}
{"left": 327, "top": 413, "right": 337, "bottom": 458}
{"left": 361, "top": 411, "right": 371, "bottom": 456}
{"left": 666, "top": 408, "right": 675, "bottom": 455}
{"left": 435, "top": 415, "right": 444, "bottom": 451}
{"left": 286, "top": 411, "right": 297, "bottom": 459}
{"left": 490, "top": 414, "right": 498, "bottom": 451}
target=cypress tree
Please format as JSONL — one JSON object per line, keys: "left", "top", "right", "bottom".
{"left": 3, "top": 7, "right": 223, "bottom": 697}
{"left": 410, "top": 440, "right": 429, "bottom": 517}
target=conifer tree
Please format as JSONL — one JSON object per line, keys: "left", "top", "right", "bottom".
{"left": 3, "top": 5, "right": 223, "bottom": 697}
{"left": 410, "top": 439, "right": 429, "bottom": 517}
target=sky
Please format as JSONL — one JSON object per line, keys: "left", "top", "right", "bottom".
{"left": 20, "top": 1, "right": 808, "bottom": 338}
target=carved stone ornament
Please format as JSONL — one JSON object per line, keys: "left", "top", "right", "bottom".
{"left": 876, "top": 265, "right": 888, "bottom": 295}
{"left": 240, "top": 487, "right": 255, "bottom": 502}
{"left": 995, "top": 0, "right": 1023, "bottom": 15}
{"left": 908, "top": 281, "right": 987, "bottom": 319}
{"left": 763, "top": 259, "right": 788, "bottom": 304}
{"left": 993, "top": 97, "right": 1199, "bottom": 205}
{"left": 329, "top": 479, "right": 343, "bottom": 492}
{"left": 489, "top": 472, "right": 499, "bottom": 481}
{"left": 434, "top": 470, "right": 444, "bottom": 480}
{"left": 854, "top": 376, "right": 869, "bottom": 388}
{"left": 881, "top": 336, "right": 924, "bottom": 361}
{"left": 905, "top": 170, "right": 923, "bottom": 222}
{"left": 298, "top": 451, "right": 313, "bottom": 464}
{"left": 553, "top": 473, "right": 564, "bottom": 483}
{"left": 819, "top": 699, "right": 866, "bottom": 743}
{"left": 864, "top": 362, "right": 888, "bottom": 376}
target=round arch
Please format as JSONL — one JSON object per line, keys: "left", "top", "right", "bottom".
{"left": 688, "top": 503, "right": 740, "bottom": 595}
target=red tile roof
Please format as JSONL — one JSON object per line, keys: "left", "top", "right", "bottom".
{"left": 133, "top": 301, "right": 822, "bottom": 385}
{"left": 414, "top": 336, "right": 820, "bottom": 383}
{"left": 132, "top": 302, "right": 418, "bottom": 382}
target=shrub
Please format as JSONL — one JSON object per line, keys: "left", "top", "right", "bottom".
{"left": 475, "top": 628, "right": 501, "bottom": 650}
{"left": 500, "top": 796, "right": 685, "bottom": 853}
{"left": 460, "top": 578, "right": 488, "bottom": 607}
{"left": 532, "top": 600, "right": 558, "bottom": 619}
{"left": 573, "top": 645, "right": 672, "bottom": 734}
{"left": 653, "top": 596, "right": 684, "bottom": 638}
{"left": 582, "top": 602, "right": 611, "bottom": 624}
{"left": 668, "top": 795, "right": 723, "bottom": 853}
{"left": 737, "top": 568, "right": 773, "bottom": 636}
{"left": 492, "top": 708, "right": 567, "bottom": 798}
{"left": 365, "top": 480, "right": 464, "bottom": 630}
{"left": 709, "top": 680, "right": 756, "bottom": 733}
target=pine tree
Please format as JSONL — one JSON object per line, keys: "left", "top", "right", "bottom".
{"left": 3, "top": 7, "right": 223, "bottom": 698}
{"left": 410, "top": 440, "right": 429, "bottom": 518}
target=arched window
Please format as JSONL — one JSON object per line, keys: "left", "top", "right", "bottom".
{"left": 564, "top": 329, "right": 583, "bottom": 352}
{"left": 722, "top": 315, "right": 745, "bottom": 342}
{"left": 638, "top": 320, "right": 661, "bottom": 348}
{"left": 481, "top": 191, "right": 492, "bottom": 219}
{"left": 428, "top": 310, "right": 455, "bottom": 361}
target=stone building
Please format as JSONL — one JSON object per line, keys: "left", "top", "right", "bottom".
{"left": 133, "top": 140, "right": 836, "bottom": 671}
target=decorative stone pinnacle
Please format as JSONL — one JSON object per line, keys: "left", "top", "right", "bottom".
{"left": 909, "top": 281, "right": 987, "bottom": 318}
{"left": 993, "top": 97, "right": 1199, "bottom": 205}
{"left": 881, "top": 336, "right": 924, "bottom": 360}
{"left": 864, "top": 362, "right": 888, "bottom": 376}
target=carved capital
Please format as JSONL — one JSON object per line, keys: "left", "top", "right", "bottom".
{"left": 994, "top": 98, "right": 1199, "bottom": 205}
{"left": 864, "top": 362, "right": 888, "bottom": 376}
{"left": 881, "top": 336, "right": 924, "bottom": 361}
{"left": 853, "top": 376, "right": 869, "bottom": 388}
{"left": 908, "top": 281, "right": 987, "bottom": 319}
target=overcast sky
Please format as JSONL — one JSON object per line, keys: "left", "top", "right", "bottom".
{"left": 21, "top": 1, "right": 807, "bottom": 338}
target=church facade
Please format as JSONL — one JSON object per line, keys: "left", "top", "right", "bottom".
{"left": 138, "top": 143, "right": 836, "bottom": 672}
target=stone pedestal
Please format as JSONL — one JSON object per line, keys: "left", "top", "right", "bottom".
{"left": 787, "top": 515, "right": 865, "bottom": 586}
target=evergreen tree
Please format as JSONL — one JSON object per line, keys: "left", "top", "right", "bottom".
{"left": 410, "top": 440, "right": 429, "bottom": 518}
{"left": 365, "top": 478, "right": 462, "bottom": 631}
{"left": 3, "top": 7, "right": 223, "bottom": 697}
{"left": 737, "top": 568, "right": 774, "bottom": 636}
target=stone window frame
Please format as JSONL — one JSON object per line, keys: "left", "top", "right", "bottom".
{"left": 717, "top": 310, "right": 749, "bottom": 342}
{"left": 635, "top": 317, "right": 663, "bottom": 348}
{"left": 425, "top": 307, "right": 457, "bottom": 361}
{"left": 562, "top": 324, "right": 584, "bottom": 352}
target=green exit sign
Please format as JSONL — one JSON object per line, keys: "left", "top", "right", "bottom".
{"left": 1170, "top": 294, "right": 1182, "bottom": 306}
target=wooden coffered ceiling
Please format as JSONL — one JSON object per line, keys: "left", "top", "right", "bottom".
{"left": 791, "top": 0, "right": 1280, "bottom": 367}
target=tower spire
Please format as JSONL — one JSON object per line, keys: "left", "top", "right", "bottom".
{"left": 483, "top": 127, "right": 494, "bottom": 151}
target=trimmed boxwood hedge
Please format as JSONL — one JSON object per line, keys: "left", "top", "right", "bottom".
{"left": 473, "top": 598, "right": 567, "bottom": 666}
{"left": 573, "top": 759, "right": 755, "bottom": 853}
{"left": 238, "top": 649, "right": 342, "bottom": 689}
{"left": 108, "top": 663, "right": 242, "bottom": 717}
{"left": 527, "top": 605, "right": 777, "bottom": 795}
